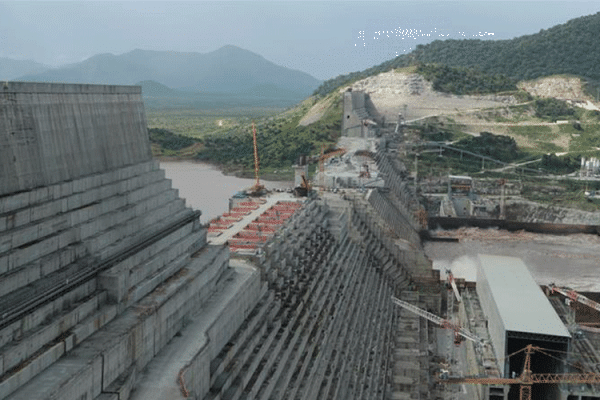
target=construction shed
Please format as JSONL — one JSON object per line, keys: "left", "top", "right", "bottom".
{"left": 477, "top": 255, "right": 571, "bottom": 400}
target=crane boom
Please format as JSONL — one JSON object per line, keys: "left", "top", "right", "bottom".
{"left": 549, "top": 284, "right": 600, "bottom": 313}
{"left": 444, "top": 373, "right": 600, "bottom": 385}
{"left": 440, "top": 344, "right": 600, "bottom": 400}
{"left": 391, "top": 296, "right": 484, "bottom": 346}
{"left": 252, "top": 122, "right": 260, "bottom": 187}
{"left": 318, "top": 147, "right": 346, "bottom": 191}
{"left": 446, "top": 269, "right": 462, "bottom": 303}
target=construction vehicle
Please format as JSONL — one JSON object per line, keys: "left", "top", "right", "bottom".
{"left": 294, "top": 174, "right": 311, "bottom": 197}
{"left": 391, "top": 296, "right": 485, "bottom": 347}
{"left": 440, "top": 344, "right": 600, "bottom": 400}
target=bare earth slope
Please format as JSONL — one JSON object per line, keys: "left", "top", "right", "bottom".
{"left": 519, "top": 76, "right": 591, "bottom": 100}
{"left": 348, "top": 70, "right": 516, "bottom": 121}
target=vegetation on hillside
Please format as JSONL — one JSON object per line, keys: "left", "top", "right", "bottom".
{"left": 533, "top": 98, "right": 576, "bottom": 121}
{"left": 149, "top": 128, "right": 199, "bottom": 150}
{"left": 453, "top": 132, "right": 522, "bottom": 162}
{"left": 415, "top": 64, "right": 517, "bottom": 95}
{"left": 316, "top": 12, "right": 600, "bottom": 97}
{"left": 537, "top": 153, "right": 580, "bottom": 174}
{"left": 194, "top": 95, "right": 342, "bottom": 170}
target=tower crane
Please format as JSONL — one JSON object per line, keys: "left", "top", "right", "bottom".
{"left": 391, "top": 296, "right": 484, "bottom": 347}
{"left": 440, "top": 344, "right": 600, "bottom": 400}
{"left": 247, "top": 122, "right": 265, "bottom": 196}
{"left": 548, "top": 283, "right": 600, "bottom": 313}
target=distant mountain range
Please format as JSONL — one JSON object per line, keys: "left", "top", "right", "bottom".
{"left": 17, "top": 46, "right": 320, "bottom": 94}
{"left": 316, "top": 11, "right": 600, "bottom": 96}
{"left": 0, "top": 58, "right": 48, "bottom": 81}
{"left": 2, "top": 46, "right": 321, "bottom": 109}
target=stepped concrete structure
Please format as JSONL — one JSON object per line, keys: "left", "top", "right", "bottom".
{"left": 0, "top": 82, "right": 440, "bottom": 400}
{"left": 0, "top": 83, "right": 260, "bottom": 400}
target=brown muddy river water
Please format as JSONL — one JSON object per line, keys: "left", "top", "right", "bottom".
{"left": 160, "top": 161, "right": 292, "bottom": 224}
{"left": 424, "top": 227, "right": 600, "bottom": 292}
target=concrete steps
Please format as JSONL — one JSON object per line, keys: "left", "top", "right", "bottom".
{"left": 0, "top": 163, "right": 165, "bottom": 290}
{"left": 7, "top": 245, "right": 235, "bottom": 400}
{"left": 0, "top": 158, "right": 216, "bottom": 399}
{"left": 122, "top": 195, "right": 411, "bottom": 400}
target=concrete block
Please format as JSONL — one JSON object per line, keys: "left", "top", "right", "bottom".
{"left": 0, "top": 236, "right": 12, "bottom": 254}
{"left": 11, "top": 225, "right": 39, "bottom": 248}
{"left": 40, "top": 252, "right": 61, "bottom": 277}
{"left": 0, "top": 255, "right": 8, "bottom": 275}
{"left": 72, "top": 305, "right": 117, "bottom": 345}
{"left": 0, "top": 341, "right": 64, "bottom": 399}
{"left": 14, "top": 209, "right": 31, "bottom": 228}
{"left": 50, "top": 184, "right": 61, "bottom": 200}
{"left": 65, "top": 334, "right": 75, "bottom": 352}
{"left": 32, "top": 201, "right": 59, "bottom": 223}
{"left": 89, "top": 175, "right": 100, "bottom": 189}
{"left": 79, "top": 189, "right": 96, "bottom": 208}
{"left": 102, "top": 331, "right": 134, "bottom": 389}
{"left": 2, "top": 192, "right": 29, "bottom": 214}
{"left": 58, "top": 230, "right": 76, "bottom": 249}
{"left": 72, "top": 178, "right": 83, "bottom": 193}
{"left": 60, "top": 181, "right": 74, "bottom": 198}
{"left": 79, "top": 176, "right": 92, "bottom": 192}
{"left": 66, "top": 193, "right": 82, "bottom": 211}
{"left": 98, "top": 272, "right": 126, "bottom": 303}
{"left": 59, "top": 247, "right": 76, "bottom": 268}
{"left": 0, "top": 264, "right": 40, "bottom": 297}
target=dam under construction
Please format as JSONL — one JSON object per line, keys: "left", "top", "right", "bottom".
{"left": 1, "top": 82, "right": 600, "bottom": 400}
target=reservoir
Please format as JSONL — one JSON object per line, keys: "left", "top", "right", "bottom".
{"left": 160, "top": 161, "right": 293, "bottom": 223}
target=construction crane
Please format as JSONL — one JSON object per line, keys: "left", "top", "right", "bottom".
{"left": 247, "top": 122, "right": 265, "bottom": 196}
{"left": 391, "top": 296, "right": 484, "bottom": 347}
{"left": 548, "top": 284, "right": 600, "bottom": 313}
{"left": 440, "top": 344, "right": 600, "bottom": 400}
{"left": 318, "top": 146, "right": 346, "bottom": 191}
{"left": 446, "top": 269, "right": 462, "bottom": 303}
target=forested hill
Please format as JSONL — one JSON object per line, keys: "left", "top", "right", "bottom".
{"left": 315, "top": 11, "right": 600, "bottom": 96}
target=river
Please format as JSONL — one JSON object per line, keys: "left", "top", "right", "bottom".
{"left": 160, "top": 161, "right": 293, "bottom": 223}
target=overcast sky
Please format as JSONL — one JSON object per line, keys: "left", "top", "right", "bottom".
{"left": 0, "top": 1, "right": 599, "bottom": 80}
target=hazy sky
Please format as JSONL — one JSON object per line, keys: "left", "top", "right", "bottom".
{"left": 1, "top": 1, "right": 599, "bottom": 80}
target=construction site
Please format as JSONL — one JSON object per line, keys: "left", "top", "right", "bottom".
{"left": 1, "top": 79, "right": 600, "bottom": 400}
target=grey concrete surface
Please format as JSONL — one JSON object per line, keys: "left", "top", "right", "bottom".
{"left": 0, "top": 82, "right": 151, "bottom": 197}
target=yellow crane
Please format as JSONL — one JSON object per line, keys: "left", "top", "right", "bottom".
{"left": 440, "top": 344, "right": 600, "bottom": 400}
{"left": 247, "top": 122, "right": 265, "bottom": 196}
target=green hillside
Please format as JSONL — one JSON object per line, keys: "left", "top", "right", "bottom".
{"left": 316, "top": 12, "right": 600, "bottom": 96}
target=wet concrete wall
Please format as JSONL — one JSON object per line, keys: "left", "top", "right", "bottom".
{"left": 0, "top": 82, "right": 151, "bottom": 197}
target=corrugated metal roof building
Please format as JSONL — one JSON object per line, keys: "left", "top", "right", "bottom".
{"left": 476, "top": 255, "right": 570, "bottom": 399}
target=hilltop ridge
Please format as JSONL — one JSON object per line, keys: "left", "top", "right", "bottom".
{"left": 315, "top": 11, "right": 600, "bottom": 97}
{"left": 13, "top": 46, "right": 321, "bottom": 100}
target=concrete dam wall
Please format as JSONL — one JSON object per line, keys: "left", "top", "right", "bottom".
{"left": 0, "top": 83, "right": 432, "bottom": 400}
{"left": 0, "top": 82, "right": 150, "bottom": 197}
